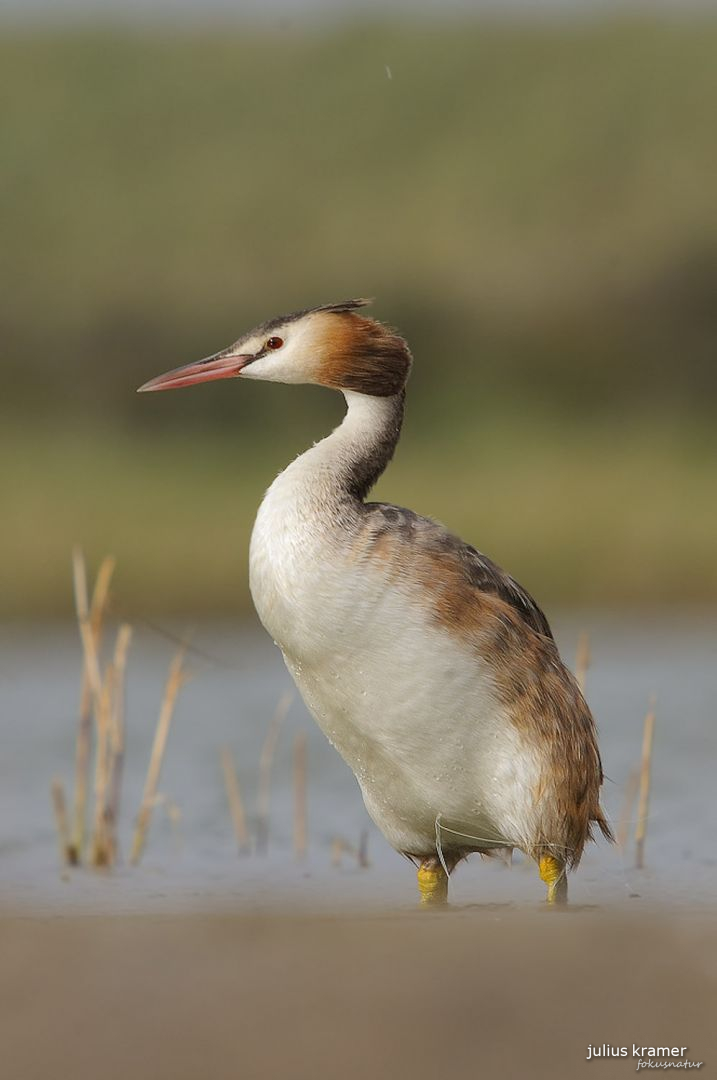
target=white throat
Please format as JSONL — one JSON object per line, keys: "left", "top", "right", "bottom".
{"left": 309, "top": 390, "right": 402, "bottom": 484}
{"left": 248, "top": 389, "right": 405, "bottom": 655}
{"left": 267, "top": 389, "right": 404, "bottom": 508}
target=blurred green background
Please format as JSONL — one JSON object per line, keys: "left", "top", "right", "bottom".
{"left": 2, "top": 14, "right": 716, "bottom": 617}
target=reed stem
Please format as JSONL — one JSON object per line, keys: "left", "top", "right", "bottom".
{"left": 255, "top": 689, "right": 292, "bottom": 854}
{"left": 104, "top": 624, "right": 132, "bottom": 865}
{"left": 130, "top": 646, "right": 186, "bottom": 866}
{"left": 357, "top": 828, "right": 370, "bottom": 869}
{"left": 331, "top": 837, "right": 345, "bottom": 868}
{"left": 71, "top": 551, "right": 115, "bottom": 861}
{"left": 90, "top": 663, "right": 115, "bottom": 866}
{"left": 220, "top": 746, "right": 251, "bottom": 855}
{"left": 51, "top": 778, "right": 73, "bottom": 866}
{"left": 635, "top": 698, "right": 656, "bottom": 870}
{"left": 293, "top": 731, "right": 307, "bottom": 861}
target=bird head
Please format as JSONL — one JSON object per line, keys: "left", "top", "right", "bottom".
{"left": 138, "top": 299, "right": 412, "bottom": 397}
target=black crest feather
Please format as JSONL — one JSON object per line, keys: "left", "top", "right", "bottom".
{"left": 260, "top": 298, "right": 371, "bottom": 335}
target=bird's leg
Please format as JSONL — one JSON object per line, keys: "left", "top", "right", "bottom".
{"left": 539, "top": 853, "right": 568, "bottom": 905}
{"left": 417, "top": 856, "right": 449, "bottom": 906}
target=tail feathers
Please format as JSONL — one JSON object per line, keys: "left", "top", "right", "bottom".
{"left": 593, "top": 806, "right": 614, "bottom": 843}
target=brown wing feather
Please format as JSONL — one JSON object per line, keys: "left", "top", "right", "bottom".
{"left": 359, "top": 501, "right": 612, "bottom": 863}
{"left": 363, "top": 502, "right": 553, "bottom": 639}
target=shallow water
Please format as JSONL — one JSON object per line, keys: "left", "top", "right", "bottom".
{"left": 1, "top": 613, "right": 715, "bottom": 914}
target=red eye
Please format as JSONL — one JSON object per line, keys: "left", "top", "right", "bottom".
{"left": 266, "top": 336, "right": 283, "bottom": 350}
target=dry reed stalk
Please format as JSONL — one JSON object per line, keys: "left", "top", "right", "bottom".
{"left": 357, "top": 828, "right": 370, "bottom": 869}
{"left": 51, "top": 778, "right": 73, "bottom": 866}
{"left": 165, "top": 799, "right": 183, "bottom": 854}
{"left": 635, "top": 698, "right": 656, "bottom": 870}
{"left": 130, "top": 647, "right": 187, "bottom": 866}
{"left": 151, "top": 795, "right": 184, "bottom": 853}
{"left": 616, "top": 766, "right": 640, "bottom": 852}
{"left": 104, "top": 624, "right": 132, "bottom": 866}
{"left": 71, "top": 551, "right": 115, "bottom": 861}
{"left": 255, "top": 689, "right": 293, "bottom": 854}
{"left": 90, "top": 663, "right": 115, "bottom": 867}
{"left": 331, "top": 837, "right": 345, "bottom": 868}
{"left": 575, "top": 630, "right": 591, "bottom": 695}
{"left": 72, "top": 549, "right": 105, "bottom": 710}
{"left": 293, "top": 731, "right": 307, "bottom": 861}
{"left": 220, "top": 746, "right": 251, "bottom": 855}
{"left": 331, "top": 836, "right": 366, "bottom": 869}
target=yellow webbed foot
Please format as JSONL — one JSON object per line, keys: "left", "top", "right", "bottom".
{"left": 417, "top": 859, "right": 449, "bottom": 906}
{"left": 539, "top": 854, "right": 568, "bottom": 905}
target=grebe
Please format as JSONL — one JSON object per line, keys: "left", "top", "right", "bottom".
{"left": 139, "top": 299, "right": 611, "bottom": 904}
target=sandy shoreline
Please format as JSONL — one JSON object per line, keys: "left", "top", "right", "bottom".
{"left": 1, "top": 907, "right": 713, "bottom": 1079}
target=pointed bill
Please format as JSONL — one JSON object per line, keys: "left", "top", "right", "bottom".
{"left": 137, "top": 351, "right": 254, "bottom": 392}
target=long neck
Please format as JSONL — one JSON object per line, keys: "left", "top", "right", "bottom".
{"left": 297, "top": 389, "right": 405, "bottom": 505}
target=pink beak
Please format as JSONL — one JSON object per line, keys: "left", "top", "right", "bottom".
{"left": 137, "top": 350, "right": 254, "bottom": 392}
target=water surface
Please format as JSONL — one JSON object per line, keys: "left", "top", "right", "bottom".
{"left": 1, "top": 613, "right": 714, "bottom": 914}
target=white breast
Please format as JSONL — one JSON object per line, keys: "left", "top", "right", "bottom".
{"left": 249, "top": 453, "right": 541, "bottom": 857}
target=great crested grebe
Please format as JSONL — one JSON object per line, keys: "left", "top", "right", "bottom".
{"left": 139, "top": 299, "right": 611, "bottom": 905}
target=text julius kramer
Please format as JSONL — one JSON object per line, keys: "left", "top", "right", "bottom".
{"left": 587, "top": 1046, "right": 703, "bottom": 1069}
